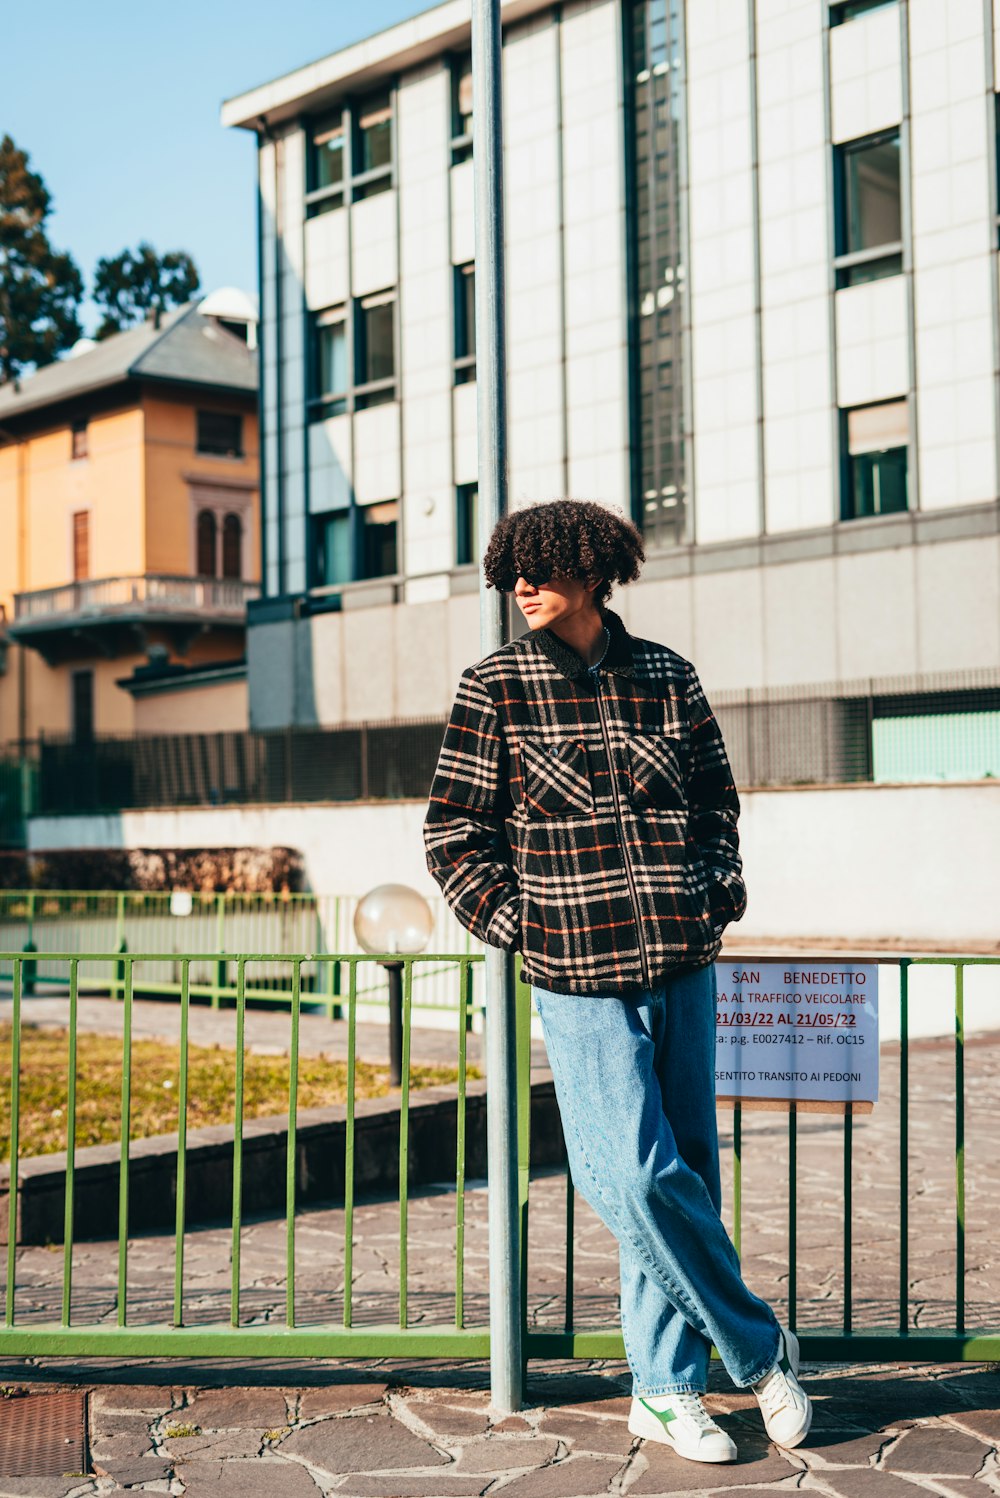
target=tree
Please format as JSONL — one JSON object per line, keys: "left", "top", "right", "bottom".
{"left": 93, "top": 243, "right": 200, "bottom": 339}
{"left": 0, "top": 135, "right": 83, "bottom": 386}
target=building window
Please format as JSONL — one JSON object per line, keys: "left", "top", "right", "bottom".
{"left": 311, "top": 306, "right": 349, "bottom": 420}
{"left": 72, "top": 669, "right": 94, "bottom": 744}
{"left": 353, "top": 91, "right": 393, "bottom": 199}
{"left": 451, "top": 55, "right": 473, "bottom": 163}
{"left": 626, "top": 0, "right": 688, "bottom": 547}
{"left": 222, "top": 514, "right": 243, "bottom": 579}
{"left": 197, "top": 410, "right": 244, "bottom": 457}
{"left": 834, "top": 130, "right": 902, "bottom": 287}
{"left": 454, "top": 263, "right": 476, "bottom": 384}
{"left": 830, "top": 0, "right": 897, "bottom": 22}
{"left": 71, "top": 419, "right": 89, "bottom": 461}
{"left": 841, "top": 400, "right": 909, "bottom": 519}
{"left": 72, "top": 510, "right": 90, "bottom": 582}
{"left": 360, "top": 500, "right": 398, "bottom": 579}
{"left": 313, "top": 511, "right": 353, "bottom": 587}
{"left": 456, "top": 484, "right": 479, "bottom": 566}
{"left": 355, "top": 291, "right": 396, "bottom": 408}
{"left": 306, "top": 111, "right": 346, "bottom": 217}
{"left": 196, "top": 510, "right": 217, "bottom": 575}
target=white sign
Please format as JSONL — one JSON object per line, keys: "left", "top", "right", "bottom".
{"left": 714, "top": 961, "right": 879, "bottom": 1108}
{"left": 169, "top": 890, "right": 194, "bottom": 917}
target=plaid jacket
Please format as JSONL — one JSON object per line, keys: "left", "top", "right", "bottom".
{"left": 422, "top": 604, "right": 747, "bottom": 998}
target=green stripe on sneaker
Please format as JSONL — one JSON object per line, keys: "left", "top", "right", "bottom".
{"left": 639, "top": 1399, "right": 677, "bottom": 1425}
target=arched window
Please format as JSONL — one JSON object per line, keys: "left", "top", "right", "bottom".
{"left": 222, "top": 513, "right": 243, "bottom": 579}
{"left": 196, "top": 510, "right": 217, "bottom": 576}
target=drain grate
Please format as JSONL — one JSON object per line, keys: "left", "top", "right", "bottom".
{"left": 0, "top": 1390, "right": 88, "bottom": 1478}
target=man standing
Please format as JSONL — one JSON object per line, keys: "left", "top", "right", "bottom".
{"left": 423, "top": 499, "right": 812, "bottom": 1463}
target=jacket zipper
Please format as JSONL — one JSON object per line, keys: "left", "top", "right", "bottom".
{"left": 588, "top": 664, "right": 652, "bottom": 991}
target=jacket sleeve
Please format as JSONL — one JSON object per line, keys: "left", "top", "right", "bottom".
{"left": 423, "top": 666, "right": 521, "bottom": 953}
{"left": 684, "top": 662, "right": 747, "bottom": 931}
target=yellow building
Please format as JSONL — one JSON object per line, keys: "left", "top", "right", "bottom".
{"left": 0, "top": 291, "right": 259, "bottom": 743}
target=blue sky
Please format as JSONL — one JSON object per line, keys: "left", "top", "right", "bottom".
{"left": 5, "top": 0, "right": 428, "bottom": 335}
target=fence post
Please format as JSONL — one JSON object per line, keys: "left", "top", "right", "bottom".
{"left": 214, "top": 893, "right": 227, "bottom": 1007}
{"left": 114, "top": 890, "right": 128, "bottom": 1000}
{"left": 22, "top": 891, "right": 36, "bottom": 996}
{"left": 472, "top": 0, "right": 523, "bottom": 1416}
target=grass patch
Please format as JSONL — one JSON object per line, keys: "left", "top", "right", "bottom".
{"left": 0, "top": 1022, "right": 480, "bottom": 1159}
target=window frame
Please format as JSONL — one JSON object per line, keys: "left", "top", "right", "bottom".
{"left": 305, "top": 109, "right": 348, "bottom": 217}
{"left": 359, "top": 499, "right": 399, "bottom": 580}
{"left": 196, "top": 509, "right": 218, "bottom": 577}
{"left": 196, "top": 410, "right": 244, "bottom": 459}
{"left": 72, "top": 509, "right": 90, "bottom": 582}
{"left": 829, "top": 0, "right": 897, "bottom": 23}
{"left": 833, "top": 127, "right": 904, "bottom": 289}
{"left": 839, "top": 399, "right": 910, "bottom": 521}
{"left": 453, "top": 262, "right": 476, "bottom": 384}
{"left": 450, "top": 53, "right": 473, "bottom": 164}
{"left": 354, "top": 289, "right": 398, "bottom": 410}
{"left": 71, "top": 668, "right": 94, "bottom": 745}
{"left": 304, "top": 84, "right": 397, "bottom": 218}
{"left": 310, "top": 304, "right": 350, "bottom": 420}
{"left": 308, "top": 290, "right": 398, "bottom": 423}
{"left": 455, "top": 483, "right": 479, "bottom": 567}
{"left": 71, "top": 418, "right": 89, "bottom": 461}
{"left": 311, "top": 509, "right": 354, "bottom": 590}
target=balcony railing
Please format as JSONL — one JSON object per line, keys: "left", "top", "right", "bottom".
{"left": 12, "top": 574, "right": 259, "bottom": 625}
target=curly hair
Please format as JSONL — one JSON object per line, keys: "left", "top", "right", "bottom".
{"left": 481, "top": 499, "right": 645, "bottom": 612}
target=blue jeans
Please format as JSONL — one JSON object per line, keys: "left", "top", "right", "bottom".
{"left": 532, "top": 962, "right": 782, "bottom": 1395}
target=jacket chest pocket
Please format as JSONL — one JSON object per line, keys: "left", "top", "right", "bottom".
{"left": 625, "top": 731, "right": 688, "bottom": 811}
{"left": 519, "top": 735, "right": 594, "bottom": 818}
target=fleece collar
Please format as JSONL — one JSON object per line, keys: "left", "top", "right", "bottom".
{"left": 531, "top": 605, "right": 637, "bottom": 682}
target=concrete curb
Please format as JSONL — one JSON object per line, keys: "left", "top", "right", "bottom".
{"left": 0, "top": 1074, "right": 565, "bottom": 1245}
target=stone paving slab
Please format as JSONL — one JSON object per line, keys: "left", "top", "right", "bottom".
{"left": 0, "top": 1361, "right": 996, "bottom": 1496}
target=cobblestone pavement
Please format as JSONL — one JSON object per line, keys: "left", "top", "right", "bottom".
{"left": 0, "top": 1013, "right": 996, "bottom": 1493}
{"left": 4, "top": 1030, "right": 997, "bottom": 1335}
{"left": 0, "top": 1360, "right": 996, "bottom": 1496}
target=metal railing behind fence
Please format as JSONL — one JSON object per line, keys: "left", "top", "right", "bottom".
{"left": 0, "top": 891, "right": 481, "bottom": 1018}
{"left": 4, "top": 673, "right": 999, "bottom": 825}
{"left": 0, "top": 949, "right": 996, "bottom": 1366}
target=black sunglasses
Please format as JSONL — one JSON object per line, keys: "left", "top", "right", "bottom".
{"left": 502, "top": 569, "right": 554, "bottom": 591}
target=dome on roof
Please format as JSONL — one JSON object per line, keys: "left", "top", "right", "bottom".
{"left": 197, "top": 287, "right": 259, "bottom": 323}
{"left": 67, "top": 337, "right": 98, "bottom": 359}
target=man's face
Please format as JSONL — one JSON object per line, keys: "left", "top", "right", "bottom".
{"left": 513, "top": 572, "right": 600, "bottom": 629}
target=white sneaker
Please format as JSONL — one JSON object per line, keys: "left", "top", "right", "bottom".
{"left": 628, "top": 1392, "right": 737, "bottom": 1463}
{"left": 752, "top": 1323, "right": 813, "bottom": 1448}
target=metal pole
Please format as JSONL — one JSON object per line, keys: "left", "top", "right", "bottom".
{"left": 385, "top": 960, "right": 404, "bottom": 1087}
{"left": 472, "top": 0, "right": 523, "bottom": 1416}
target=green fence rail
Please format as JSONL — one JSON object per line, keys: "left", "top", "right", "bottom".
{"left": 0, "top": 950, "right": 997, "bottom": 1365}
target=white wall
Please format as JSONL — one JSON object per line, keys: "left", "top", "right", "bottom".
{"left": 560, "top": 0, "right": 629, "bottom": 505}
{"left": 757, "top": 0, "right": 834, "bottom": 534}
{"left": 686, "top": 1, "right": 760, "bottom": 542}
{"left": 910, "top": 0, "right": 996, "bottom": 510}
{"left": 504, "top": 12, "right": 566, "bottom": 502}
{"left": 28, "top": 782, "right": 999, "bottom": 949}
{"left": 398, "top": 62, "right": 453, "bottom": 586}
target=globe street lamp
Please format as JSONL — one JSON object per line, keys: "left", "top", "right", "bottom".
{"left": 353, "top": 884, "right": 433, "bottom": 1086}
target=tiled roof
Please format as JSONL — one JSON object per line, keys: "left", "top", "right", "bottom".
{"left": 0, "top": 301, "right": 257, "bottom": 423}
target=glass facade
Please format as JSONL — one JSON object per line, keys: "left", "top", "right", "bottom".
{"left": 842, "top": 400, "right": 909, "bottom": 518}
{"left": 626, "top": 0, "right": 687, "bottom": 547}
{"left": 836, "top": 131, "right": 902, "bottom": 284}
{"left": 314, "top": 512, "right": 353, "bottom": 587}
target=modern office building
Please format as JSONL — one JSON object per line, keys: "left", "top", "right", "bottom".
{"left": 223, "top": 0, "right": 1000, "bottom": 780}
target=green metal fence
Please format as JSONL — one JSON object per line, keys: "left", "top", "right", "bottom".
{"left": 0, "top": 950, "right": 997, "bottom": 1364}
